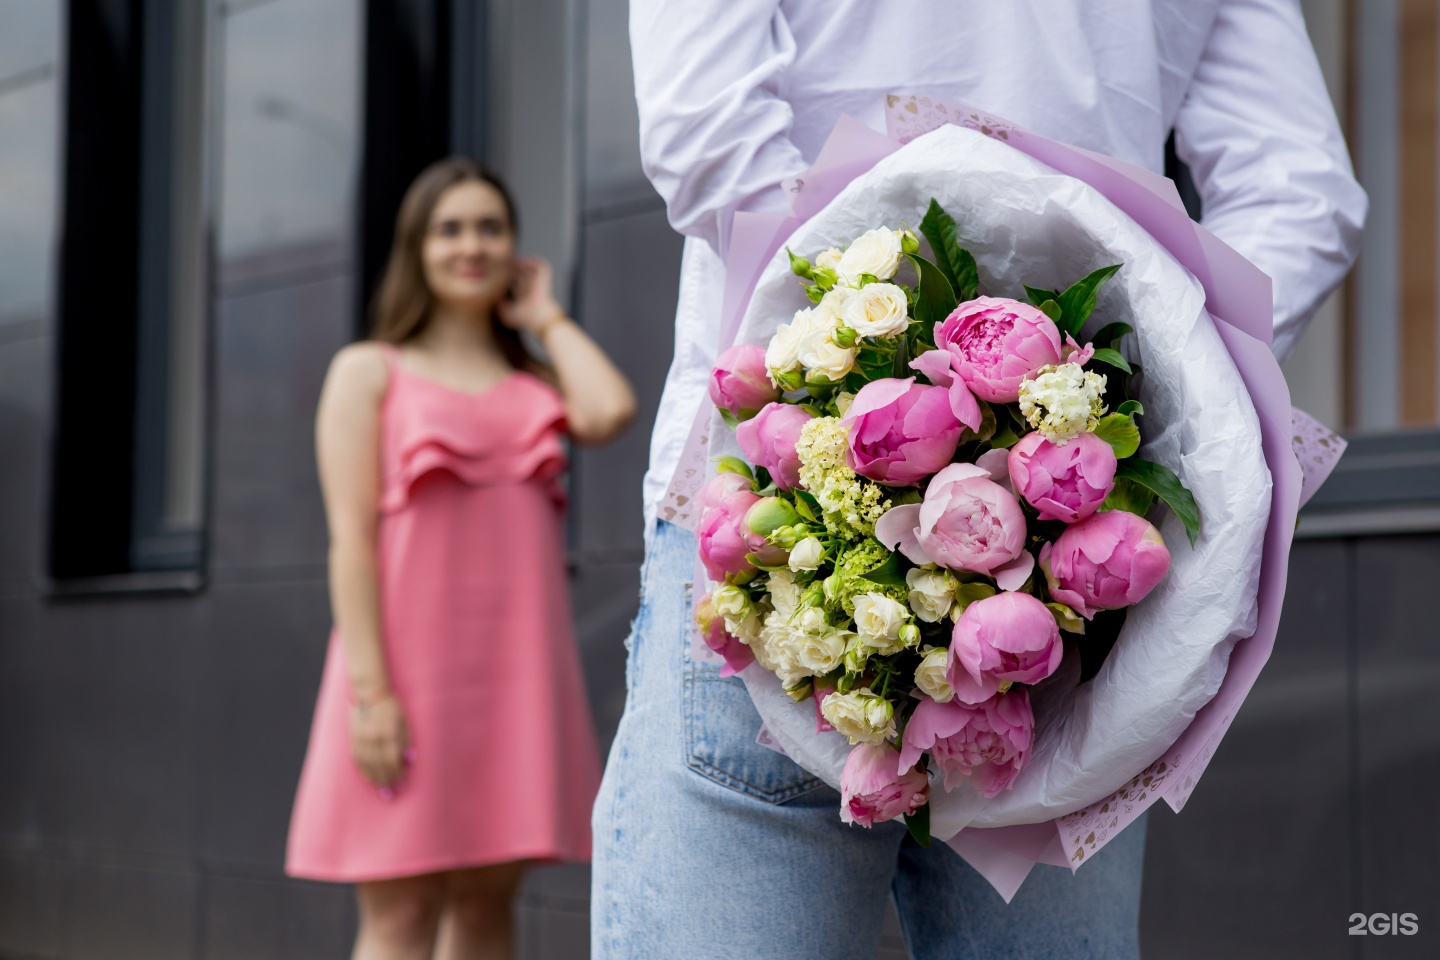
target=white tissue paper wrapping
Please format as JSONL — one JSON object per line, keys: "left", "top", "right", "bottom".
{"left": 712, "top": 125, "right": 1272, "bottom": 838}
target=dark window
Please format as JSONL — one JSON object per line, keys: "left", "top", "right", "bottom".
{"left": 50, "top": 0, "right": 209, "bottom": 586}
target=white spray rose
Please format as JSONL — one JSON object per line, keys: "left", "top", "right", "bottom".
{"left": 914, "top": 645, "right": 955, "bottom": 703}
{"left": 837, "top": 227, "right": 903, "bottom": 284}
{"left": 821, "top": 687, "right": 897, "bottom": 744}
{"left": 852, "top": 593, "right": 909, "bottom": 645}
{"left": 801, "top": 336, "right": 858, "bottom": 382}
{"left": 712, "top": 583, "right": 752, "bottom": 621}
{"left": 842, "top": 282, "right": 911, "bottom": 339}
{"left": 788, "top": 537, "right": 824, "bottom": 571}
{"left": 765, "top": 318, "right": 805, "bottom": 381}
{"left": 726, "top": 610, "right": 763, "bottom": 645}
{"left": 906, "top": 567, "right": 958, "bottom": 623}
{"left": 757, "top": 609, "right": 808, "bottom": 685}
{"left": 815, "top": 247, "right": 844, "bottom": 271}
{"left": 816, "top": 285, "right": 855, "bottom": 323}
{"left": 766, "top": 569, "right": 801, "bottom": 616}
{"left": 796, "top": 629, "right": 848, "bottom": 675}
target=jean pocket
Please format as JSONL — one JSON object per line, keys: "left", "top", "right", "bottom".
{"left": 680, "top": 592, "right": 823, "bottom": 804}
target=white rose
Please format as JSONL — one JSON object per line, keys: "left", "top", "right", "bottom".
{"left": 765, "top": 319, "right": 804, "bottom": 378}
{"left": 914, "top": 645, "right": 954, "bottom": 703}
{"left": 821, "top": 687, "right": 896, "bottom": 744}
{"left": 906, "top": 567, "right": 958, "bottom": 623}
{"left": 842, "top": 282, "right": 911, "bottom": 339}
{"left": 852, "top": 592, "right": 908, "bottom": 642}
{"left": 788, "top": 537, "right": 823, "bottom": 571}
{"left": 766, "top": 569, "right": 801, "bottom": 616}
{"left": 796, "top": 605, "right": 829, "bottom": 636}
{"left": 833, "top": 391, "right": 856, "bottom": 416}
{"left": 802, "top": 337, "right": 857, "bottom": 382}
{"left": 756, "top": 609, "right": 807, "bottom": 684}
{"left": 712, "top": 584, "right": 752, "bottom": 621}
{"left": 796, "top": 630, "right": 847, "bottom": 675}
{"left": 837, "top": 227, "right": 903, "bottom": 283}
{"left": 815, "top": 285, "right": 855, "bottom": 324}
{"left": 815, "top": 247, "right": 843, "bottom": 271}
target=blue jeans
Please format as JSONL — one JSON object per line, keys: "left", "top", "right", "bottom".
{"left": 591, "top": 521, "right": 1145, "bottom": 959}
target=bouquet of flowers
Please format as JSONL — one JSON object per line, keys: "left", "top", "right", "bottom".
{"left": 694, "top": 199, "right": 1200, "bottom": 843}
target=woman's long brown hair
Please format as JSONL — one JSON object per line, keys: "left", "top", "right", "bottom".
{"left": 369, "top": 158, "right": 535, "bottom": 373}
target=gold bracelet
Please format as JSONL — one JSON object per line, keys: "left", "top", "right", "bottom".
{"left": 534, "top": 310, "right": 568, "bottom": 341}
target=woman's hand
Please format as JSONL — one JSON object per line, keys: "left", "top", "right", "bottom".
{"left": 349, "top": 693, "right": 410, "bottom": 790}
{"left": 497, "top": 256, "right": 563, "bottom": 335}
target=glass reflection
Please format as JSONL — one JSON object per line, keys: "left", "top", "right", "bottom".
{"left": 0, "top": 75, "right": 57, "bottom": 320}
{"left": 218, "top": 0, "right": 359, "bottom": 265}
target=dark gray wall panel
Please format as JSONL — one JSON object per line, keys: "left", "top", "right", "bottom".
{"left": 0, "top": 334, "right": 50, "bottom": 585}
{"left": 1355, "top": 535, "right": 1440, "bottom": 957}
{"left": 66, "top": 862, "right": 198, "bottom": 960}
{"left": 196, "top": 579, "right": 330, "bottom": 867}
{"left": 1141, "top": 540, "right": 1354, "bottom": 959}
{"left": 0, "top": 597, "right": 44, "bottom": 841}
{"left": 0, "top": 851, "right": 64, "bottom": 958}
{"left": 200, "top": 874, "right": 353, "bottom": 960}
{"left": 30, "top": 597, "right": 208, "bottom": 856}
{"left": 571, "top": 209, "right": 682, "bottom": 556}
{"left": 569, "top": 561, "right": 640, "bottom": 753}
{"left": 211, "top": 271, "right": 352, "bottom": 573}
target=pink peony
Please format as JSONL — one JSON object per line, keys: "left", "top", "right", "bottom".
{"left": 1040, "top": 509, "right": 1171, "bottom": 619}
{"left": 694, "top": 592, "right": 755, "bottom": 677}
{"left": 898, "top": 689, "right": 1034, "bottom": 797}
{"left": 841, "top": 378, "right": 963, "bottom": 486}
{"left": 1008, "top": 431, "right": 1117, "bottom": 523}
{"left": 947, "top": 591, "right": 1062, "bottom": 704}
{"left": 709, "top": 344, "right": 779, "bottom": 418}
{"left": 934, "top": 297, "right": 1092, "bottom": 404}
{"left": 920, "top": 463, "right": 1027, "bottom": 575}
{"left": 695, "top": 476, "right": 762, "bottom": 581}
{"left": 839, "top": 742, "right": 930, "bottom": 827}
{"left": 735, "top": 402, "right": 813, "bottom": 491}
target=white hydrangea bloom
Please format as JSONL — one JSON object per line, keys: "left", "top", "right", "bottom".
{"left": 1017, "top": 362, "right": 1108, "bottom": 445}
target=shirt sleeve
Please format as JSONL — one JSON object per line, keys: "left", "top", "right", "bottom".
{"left": 629, "top": 0, "right": 810, "bottom": 254}
{"left": 1173, "top": 0, "right": 1367, "bottom": 361}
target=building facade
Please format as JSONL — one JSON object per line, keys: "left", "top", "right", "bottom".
{"left": 0, "top": 1, "right": 1434, "bottom": 957}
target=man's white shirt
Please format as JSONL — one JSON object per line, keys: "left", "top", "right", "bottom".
{"left": 630, "top": 0, "right": 1366, "bottom": 528}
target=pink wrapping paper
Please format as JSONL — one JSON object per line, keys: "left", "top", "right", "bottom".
{"left": 663, "top": 94, "right": 1343, "bottom": 901}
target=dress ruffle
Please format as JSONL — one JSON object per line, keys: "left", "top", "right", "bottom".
{"left": 380, "top": 373, "right": 568, "bottom": 513}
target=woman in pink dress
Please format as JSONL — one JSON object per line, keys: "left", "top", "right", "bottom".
{"left": 287, "top": 158, "right": 635, "bottom": 959}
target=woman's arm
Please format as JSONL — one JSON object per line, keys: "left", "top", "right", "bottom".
{"left": 501, "top": 257, "right": 637, "bottom": 445}
{"left": 315, "top": 342, "right": 408, "bottom": 788}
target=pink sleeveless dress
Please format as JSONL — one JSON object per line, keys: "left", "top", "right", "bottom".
{"left": 286, "top": 348, "right": 600, "bottom": 881}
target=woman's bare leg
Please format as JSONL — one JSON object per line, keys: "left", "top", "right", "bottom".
{"left": 433, "top": 861, "right": 529, "bottom": 960}
{"left": 353, "top": 874, "right": 447, "bottom": 960}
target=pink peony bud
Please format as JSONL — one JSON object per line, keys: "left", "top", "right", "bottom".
{"left": 916, "top": 463, "right": 1027, "bottom": 575}
{"left": 935, "top": 297, "right": 1073, "bottom": 404}
{"left": 947, "top": 591, "right": 1062, "bottom": 704}
{"left": 841, "top": 377, "right": 963, "bottom": 486}
{"left": 735, "top": 402, "right": 813, "bottom": 490}
{"left": 695, "top": 475, "right": 763, "bottom": 581}
{"left": 709, "top": 344, "right": 779, "bottom": 418}
{"left": 839, "top": 742, "right": 930, "bottom": 827}
{"left": 1008, "top": 430, "right": 1117, "bottom": 523}
{"left": 897, "top": 689, "right": 1034, "bottom": 797}
{"left": 1039, "top": 509, "right": 1171, "bottom": 619}
{"left": 694, "top": 592, "right": 756, "bottom": 677}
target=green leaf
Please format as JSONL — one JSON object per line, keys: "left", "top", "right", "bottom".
{"left": 1088, "top": 348, "right": 1133, "bottom": 374}
{"left": 918, "top": 198, "right": 979, "bottom": 301}
{"left": 793, "top": 490, "right": 821, "bottom": 523}
{"left": 955, "top": 581, "right": 997, "bottom": 611}
{"left": 1023, "top": 284, "right": 1059, "bottom": 306}
{"left": 961, "top": 399, "right": 997, "bottom": 444}
{"left": 1092, "top": 412, "right": 1141, "bottom": 458}
{"left": 892, "top": 332, "right": 911, "bottom": 379}
{"left": 1114, "top": 458, "right": 1201, "bottom": 546}
{"left": 1055, "top": 264, "right": 1122, "bottom": 338}
{"left": 717, "top": 408, "right": 741, "bottom": 430}
{"left": 903, "top": 252, "right": 958, "bottom": 327}
{"left": 714, "top": 455, "right": 753, "bottom": 479}
{"left": 1116, "top": 399, "right": 1143, "bottom": 418}
{"left": 1046, "top": 601, "right": 1086, "bottom": 635}
{"left": 1099, "top": 477, "right": 1155, "bottom": 517}
{"left": 1038, "top": 299, "right": 1062, "bottom": 323}
{"left": 1091, "top": 321, "right": 1134, "bottom": 348}
{"left": 859, "top": 551, "right": 907, "bottom": 588}
{"left": 903, "top": 800, "right": 932, "bottom": 848}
